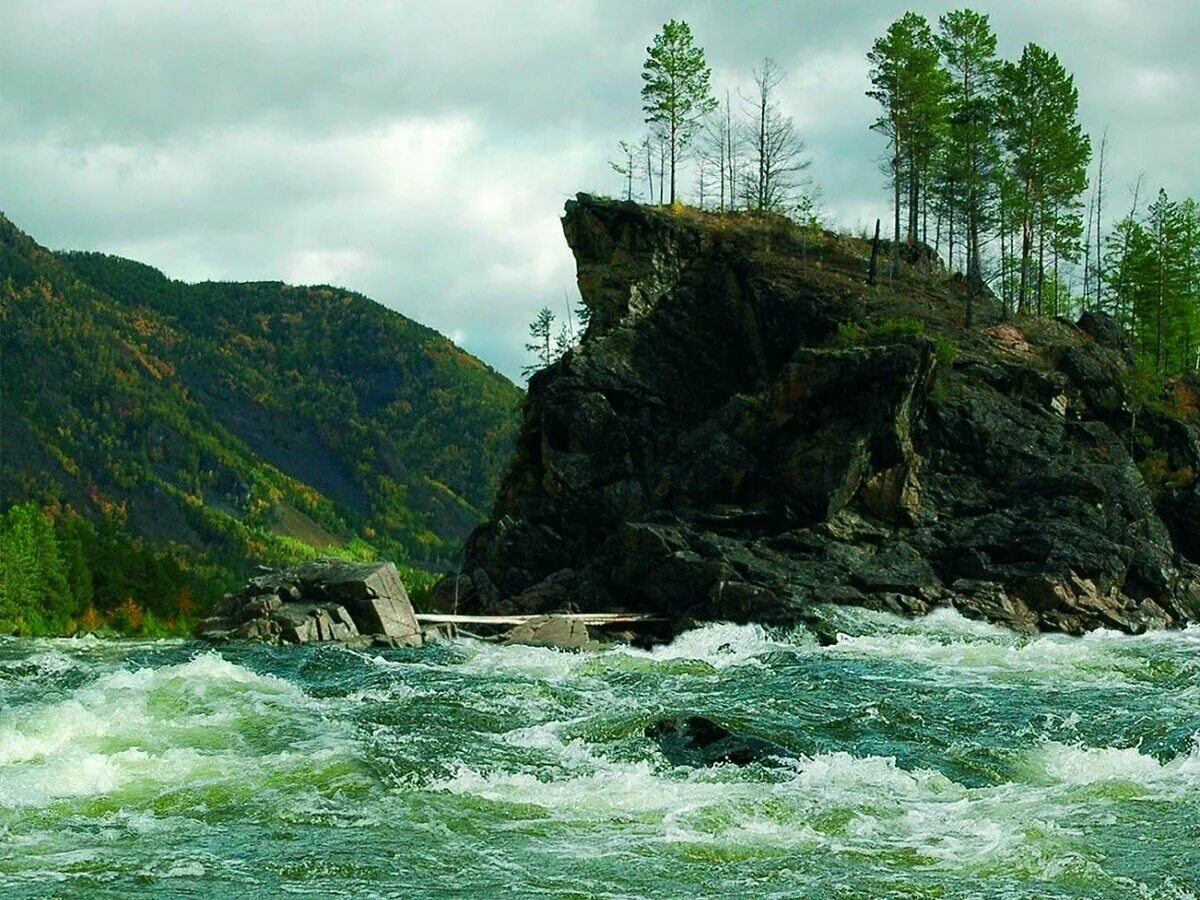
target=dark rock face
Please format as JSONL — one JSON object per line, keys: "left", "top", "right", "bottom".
{"left": 446, "top": 195, "right": 1200, "bottom": 635}
{"left": 197, "top": 560, "right": 425, "bottom": 646}
{"left": 646, "top": 716, "right": 792, "bottom": 768}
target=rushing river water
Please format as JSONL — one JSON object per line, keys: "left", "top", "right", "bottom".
{"left": 0, "top": 607, "right": 1197, "bottom": 899}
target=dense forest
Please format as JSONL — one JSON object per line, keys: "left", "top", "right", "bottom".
{"left": 580, "top": 12, "right": 1198, "bottom": 383}
{"left": 862, "top": 9, "right": 1198, "bottom": 378}
{"left": 0, "top": 214, "right": 521, "bottom": 635}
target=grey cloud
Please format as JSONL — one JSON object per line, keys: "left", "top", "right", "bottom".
{"left": 2, "top": 0, "right": 1197, "bottom": 380}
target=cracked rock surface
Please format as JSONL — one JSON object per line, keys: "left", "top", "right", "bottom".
{"left": 436, "top": 195, "right": 1200, "bottom": 635}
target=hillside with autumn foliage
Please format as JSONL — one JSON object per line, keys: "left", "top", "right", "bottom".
{"left": 0, "top": 213, "right": 520, "bottom": 634}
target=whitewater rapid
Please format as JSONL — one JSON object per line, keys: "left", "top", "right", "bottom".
{"left": 0, "top": 608, "right": 1196, "bottom": 898}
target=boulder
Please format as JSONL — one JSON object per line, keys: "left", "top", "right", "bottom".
{"left": 499, "top": 615, "right": 601, "bottom": 651}
{"left": 195, "top": 560, "right": 422, "bottom": 646}
{"left": 300, "top": 561, "right": 421, "bottom": 644}
{"left": 646, "top": 716, "right": 792, "bottom": 768}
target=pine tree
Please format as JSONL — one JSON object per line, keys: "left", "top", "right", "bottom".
{"left": 641, "top": 19, "right": 717, "bottom": 205}
{"left": 868, "top": 12, "right": 950, "bottom": 274}
{"left": 1177, "top": 198, "right": 1200, "bottom": 372}
{"left": 522, "top": 307, "right": 557, "bottom": 379}
{"left": 997, "top": 43, "right": 1090, "bottom": 316}
{"left": 56, "top": 512, "right": 95, "bottom": 616}
{"left": 1104, "top": 190, "right": 1200, "bottom": 376}
{"left": 0, "top": 503, "right": 71, "bottom": 633}
{"left": 1146, "top": 189, "right": 1188, "bottom": 373}
{"left": 937, "top": 8, "right": 1001, "bottom": 314}
{"left": 0, "top": 505, "right": 39, "bottom": 629}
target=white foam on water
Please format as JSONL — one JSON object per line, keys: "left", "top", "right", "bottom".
{"left": 3, "top": 619, "right": 1195, "bottom": 895}
{"left": 442, "top": 621, "right": 805, "bottom": 683}
{"left": 818, "top": 607, "right": 1186, "bottom": 689}
{"left": 343, "top": 684, "right": 419, "bottom": 704}
{"left": 0, "top": 653, "right": 302, "bottom": 763}
{"left": 625, "top": 620, "right": 812, "bottom": 669}
{"left": 1026, "top": 739, "right": 1200, "bottom": 793}
{"left": 437, "top": 754, "right": 739, "bottom": 817}
{"left": 0, "top": 651, "right": 353, "bottom": 809}
{"left": 0, "top": 648, "right": 85, "bottom": 678}
{"left": 429, "top": 718, "right": 1096, "bottom": 875}
{"left": 448, "top": 640, "right": 586, "bottom": 680}
{"left": 159, "top": 861, "right": 206, "bottom": 878}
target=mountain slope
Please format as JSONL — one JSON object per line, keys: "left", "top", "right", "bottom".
{"left": 0, "top": 212, "right": 520, "bottom": 625}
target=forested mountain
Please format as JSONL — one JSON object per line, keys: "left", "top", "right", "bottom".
{"left": 0, "top": 213, "right": 520, "bottom": 633}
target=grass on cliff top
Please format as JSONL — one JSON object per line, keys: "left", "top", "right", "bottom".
{"left": 624, "top": 199, "right": 1087, "bottom": 376}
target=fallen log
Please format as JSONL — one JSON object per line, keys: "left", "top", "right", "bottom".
{"left": 414, "top": 612, "right": 662, "bottom": 627}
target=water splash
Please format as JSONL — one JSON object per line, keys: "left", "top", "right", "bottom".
{"left": 0, "top": 616, "right": 1196, "bottom": 898}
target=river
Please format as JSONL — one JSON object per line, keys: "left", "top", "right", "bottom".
{"left": 1, "top": 607, "right": 1197, "bottom": 898}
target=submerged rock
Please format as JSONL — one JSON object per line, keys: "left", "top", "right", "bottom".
{"left": 440, "top": 195, "right": 1200, "bottom": 635}
{"left": 197, "top": 560, "right": 423, "bottom": 646}
{"left": 646, "top": 716, "right": 792, "bottom": 768}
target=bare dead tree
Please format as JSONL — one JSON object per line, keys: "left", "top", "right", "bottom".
{"left": 724, "top": 90, "right": 742, "bottom": 210}
{"left": 610, "top": 140, "right": 635, "bottom": 200}
{"left": 701, "top": 117, "right": 725, "bottom": 210}
{"left": 745, "top": 58, "right": 811, "bottom": 213}
{"left": 1083, "top": 173, "right": 1095, "bottom": 308}
{"left": 701, "top": 92, "right": 737, "bottom": 211}
{"left": 642, "top": 134, "right": 654, "bottom": 203}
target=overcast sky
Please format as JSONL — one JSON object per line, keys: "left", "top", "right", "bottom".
{"left": 2, "top": 1, "right": 1197, "bottom": 381}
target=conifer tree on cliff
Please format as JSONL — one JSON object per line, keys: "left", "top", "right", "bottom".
{"left": 867, "top": 12, "right": 949, "bottom": 276}
{"left": 641, "top": 19, "right": 717, "bottom": 206}
{"left": 937, "top": 8, "right": 1001, "bottom": 320}
{"left": 522, "top": 307, "right": 557, "bottom": 379}
{"left": 997, "top": 43, "right": 1091, "bottom": 316}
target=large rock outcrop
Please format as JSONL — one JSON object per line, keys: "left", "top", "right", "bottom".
{"left": 197, "top": 560, "right": 426, "bottom": 646}
{"left": 437, "top": 195, "right": 1200, "bottom": 635}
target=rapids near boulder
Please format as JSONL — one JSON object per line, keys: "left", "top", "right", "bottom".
{"left": 1, "top": 608, "right": 1197, "bottom": 898}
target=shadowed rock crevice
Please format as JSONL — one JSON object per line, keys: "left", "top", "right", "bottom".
{"left": 436, "top": 195, "right": 1200, "bottom": 635}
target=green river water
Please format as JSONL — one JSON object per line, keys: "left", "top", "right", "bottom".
{"left": 0, "top": 607, "right": 1197, "bottom": 898}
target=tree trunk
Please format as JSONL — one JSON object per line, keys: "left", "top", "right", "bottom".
{"left": 869, "top": 218, "right": 881, "bottom": 286}
{"left": 1052, "top": 202, "right": 1061, "bottom": 317}
{"left": 948, "top": 192, "right": 956, "bottom": 276}
{"left": 1096, "top": 128, "right": 1107, "bottom": 310}
{"left": 1000, "top": 220, "right": 1009, "bottom": 317}
{"left": 1019, "top": 217, "right": 1031, "bottom": 315}
{"left": 1018, "top": 177, "right": 1033, "bottom": 315}
{"left": 908, "top": 151, "right": 919, "bottom": 245}
{"left": 758, "top": 90, "right": 767, "bottom": 211}
{"left": 1037, "top": 224, "right": 1045, "bottom": 317}
{"left": 1082, "top": 185, "right": 1094, "bottom": 311}
{"left": 934, "top": 206, "right": 943, "bottom": 264}
{"left": 1156, "top": 230, "right": 1165, "bottom": 372}
{"left": 892, "top": 150, "right": 901, "bottom": 279}
{"left": 921, "top": 170, "right": 929, "bottom": 249}
{"left": 646, "top": 142, "right": 654, "bottom": 205}
{"left": 658, "top": 139, "right": 665, "bottom": 205}
{"left": 669, "top": 122, "right": 677, "bottom": 205}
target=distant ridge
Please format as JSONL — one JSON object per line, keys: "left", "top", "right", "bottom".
{"left": 0, "top": 212, "right": 520, "bottom": 612}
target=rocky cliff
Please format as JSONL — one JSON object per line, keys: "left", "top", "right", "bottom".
{"left": 436, "top": 194, "right": 1200, "bottom": 635}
